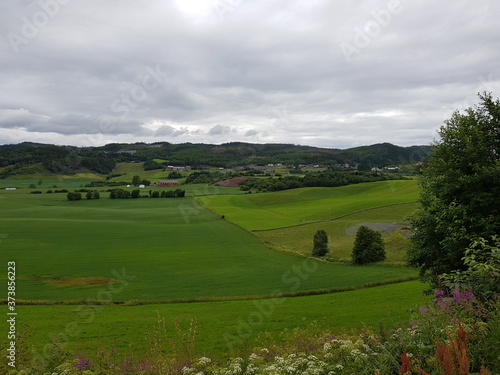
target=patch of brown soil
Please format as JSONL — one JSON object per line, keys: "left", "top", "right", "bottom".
{"left": 30, "top": 275, "right": 116, "bottom": 287}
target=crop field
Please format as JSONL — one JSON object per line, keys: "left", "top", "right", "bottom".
{"left": 0, "top": 178, "right": 424, "bottom": 358}
{"left": 0, "top": 190, "right": 416, "bottom": 302}
{"left": 195, "top": 180, "right": 419, "bottom": 230}
{"left": 12, "top": 280, "right": 427, "bottom": 359}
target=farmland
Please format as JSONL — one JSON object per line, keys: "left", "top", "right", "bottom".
{"left": 195, "top": 179, "right": 419, "bottom": 230}
{"left": 0, "top": 178, "right": 423, "bottom": 358}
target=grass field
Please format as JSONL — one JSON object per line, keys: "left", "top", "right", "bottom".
{"left": 0, "top": 178, "right": 425, "bottom": 362}
{"left": 11, "top": 281, "right": 427, "bottom": 360}
{"left": 195, "top": 180, "right": 419, "bottom": 230}
{"left": 0, "top": 191, "right": 416, "bottom": 302}
{"left": 255, "top": 202, "right": 419, "bottom": 263}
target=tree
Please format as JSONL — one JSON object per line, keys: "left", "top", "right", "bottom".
{"left": 352, "top": 225, "right": 385, "bottom": 264}
{"left": 408, "top": 93, "right": 500, "bottom": 279}
{"left": 67, "top": 192, "right": 82, "bottom": 201}
{"left": 132, "top": 175, "right": 141, "bottom": 186}
{"left": 86, "top": 191, "right": 93, "bottom": 200}
{"left": 131, "top": 189, "right": 140, "bottom": 198}
{"left": 168, "top": 171, "right": 183, "bottom": 179}
{"left": 312, "top": 229, "right": 329, "bottom": 257}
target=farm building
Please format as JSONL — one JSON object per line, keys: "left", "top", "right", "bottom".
{"left": 158, "top": 180, "right": 179, "bottom": 187}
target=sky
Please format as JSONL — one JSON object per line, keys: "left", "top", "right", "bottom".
{"left": 1, "top": 0, "right": 499, "bottom": 149}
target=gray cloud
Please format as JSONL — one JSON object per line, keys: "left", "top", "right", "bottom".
{"left": 208, "top": 124, "right": 234, "bottom": 135}
{"left": 1, "top": 0, "right": 499, "bottom": 148}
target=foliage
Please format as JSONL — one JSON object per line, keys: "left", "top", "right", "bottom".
{"left": 143, "top": 160, "right": 164, "bottom": 170}
{"left": 132, "top": 175, "right": 142, "bottom": 186}
{"left": 0, "top": 142, "right": 432, "bottom": 176}
{"left": 168, "top": 171, "right": 183, "bottom": 179}
{"left": 66, "top": 191, "right": 82, "bottom": 201}
{"left": 312, "top": 229, "right": 329, "bottom": 257}
{"left": 409, "top": 93, "right": 500, "bottom": 279}
{"left": 185, "top": 171, "right": 226, "bottom": 184}
{"left": 238, "top": 171, "right": 405, "bottom": 192}
{"left": 440, "top": 236, "right": 500, "bottom": 301}
{"left": 86, "top": 191, "right": 100, "bottom": 200}
{"left": 352, "top": 225, "right": 386, "bottom": 264}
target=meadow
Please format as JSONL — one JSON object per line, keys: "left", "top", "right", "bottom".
{"left": 13, "top": 281, "right": 427, "bottom": 360}
{"left": 0, "top": 189, "right": 416, "bottom": 302}
{"left": 195, "top": 180, "right": 419, "bottom": 230}
{"left": 0, "top": 176, "right": 424, "bottom": 362}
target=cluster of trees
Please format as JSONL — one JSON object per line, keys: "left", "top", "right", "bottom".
{"left": 408, "top": 93, "right": 500, "bottom": 287}
{"left": 185, "top": 171, "right": 226, "bottom": 184}
{"left": 143, "top": 160, "right": 164, "bottom": 170}
{"left": 311, "top": 227, "right": 386, "bottom": 265}
{"left": 109, "top": 188, "right": 185, "bottom": 199}
{"left": 67, "top": 191, "right": 100, "bottom": 200}
{"left": 239, "top": 172, "right": 404, "bottom": 192}
{"left": 85, "top": 191, "right": 100, "bottom": 200}
{"left": 131, "top": 175, "right": 151, "bottom": 186}
{"left": 67, "top": 192, "right": 82, "bottom": 201}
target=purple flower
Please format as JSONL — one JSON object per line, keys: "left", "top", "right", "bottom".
{"left": 420, "top": 307, "right": 428, "bottom": 314}
{"left": 74, "top": 353, "right": 93, "bottom": 370}
{"left": 435, "top": 290, "right": 444, "bottom": 297}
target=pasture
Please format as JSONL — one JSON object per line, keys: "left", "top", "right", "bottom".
{"left": 13, "top": 281, "right": 427, "bottom": 359}
{"left": 255, "top": 203, "right": 419, "bottom": 263}
{"left": 195, "top": 180, "right": 419, "bottom": 230}
{"left": 0, "top": 178, "right": 424, "bottom": 360}
{"left": 0, "top": 190, "right": 416, "bottom": 303}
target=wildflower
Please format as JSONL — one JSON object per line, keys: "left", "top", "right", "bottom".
{"left": 420, "top": 307, "right": 427, "bottom": 314}
{"left": 196, "top": 357, "right": 211, "bottom": 366}
{"left": 435, "top": 290, "right": 444, "bottom": 297}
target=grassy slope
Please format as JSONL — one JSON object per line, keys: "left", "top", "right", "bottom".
{"left": 0, "top": 192, "right": 416, "bottom": 302}
{"left": 255, "top": 203, "right": 419, "bottom": 263}
{"left": 15, "top": 281, "right": 427, "bottom": 359}
{"left": 195, "top": 180, "right": 419, "bottom": 230}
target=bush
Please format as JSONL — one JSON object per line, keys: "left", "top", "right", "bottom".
{"left": 67, "top": 192, "right": 82, "bottom": 201}
{"left": 352, "top": 225, "right": 386, "bottom": 264}
{"left": 312, "top": 229, "right": 329, "bottom": 257}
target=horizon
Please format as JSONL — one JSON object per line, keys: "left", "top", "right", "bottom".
{"left": 0, "top": 139, "right": 432, "bottom": 151}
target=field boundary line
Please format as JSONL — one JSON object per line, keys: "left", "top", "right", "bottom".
{"left": 0, "top": 276, "right": 419, "bottom": 306}
{"left": 252, "top": 201, "right": 418, "bottom": 232}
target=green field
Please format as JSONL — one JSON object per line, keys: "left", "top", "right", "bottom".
{"left": 195, "top": 180, "right": 419, "bottom": 230}
{"left": 11, "top": 281, "right": 427, "bottom": 359}
{"left": 0, "top": 178, "right": 424, "bottom": 360}
{"left": 0, "top": 191, "right": 416, "bottom": 302}
{"left": 255, "top": 203, "right": 419, "bottom": 263}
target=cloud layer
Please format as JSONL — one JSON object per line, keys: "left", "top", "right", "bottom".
{"left": 1, "top": 0, "right": 499, "bottom": 148}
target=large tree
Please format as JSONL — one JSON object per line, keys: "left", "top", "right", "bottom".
{"left": 312, "top": 229, "right": 329, "bottom": 257}
{"left": 352, "top": 225, "right": 386, "bottom": 264}
{"left": 408, "top": 93, "right": 500, "bottom": 278}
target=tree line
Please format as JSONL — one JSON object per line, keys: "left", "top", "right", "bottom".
{"left": 238, "top": 171, "right": 405, "bottom": 192}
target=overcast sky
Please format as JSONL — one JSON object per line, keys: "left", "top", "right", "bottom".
{"left": 1, "top": 0, "right": 499, "bottom": 149}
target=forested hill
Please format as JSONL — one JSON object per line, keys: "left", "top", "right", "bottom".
{"left": 0, "top": 141, "right": 432, "bottom": 176}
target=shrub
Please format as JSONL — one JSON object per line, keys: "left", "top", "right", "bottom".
{"left": 352, "top": 225, "right": 386, "bottom": 264}
{"left": 312, "top": 229, "right": 329, "bottom": 257}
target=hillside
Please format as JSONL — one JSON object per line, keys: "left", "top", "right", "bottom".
{"left": 0, "top": 141, "right": 432, "bottom": 178}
